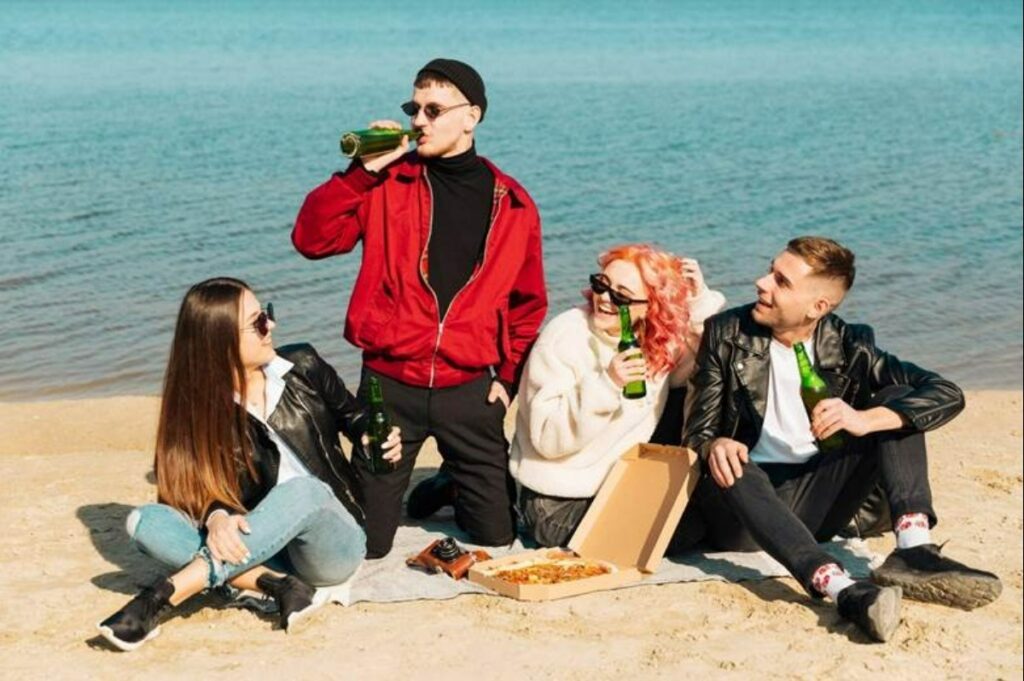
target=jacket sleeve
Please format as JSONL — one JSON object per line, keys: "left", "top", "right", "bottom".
{"left": 291, "top": 163, "right": 381, "bottom": 259}
{"left": 687, "top": 286, "right": 727, "bottom": 335}
{"left": 863, "top": 330, "right": 965, "bottom": 432}
{"left": 520, "top": 335, "right": 624, "bottom": 459}
{"left": 304, "top": 346, "right": 370, "bottom": 440}
{"left": 496, "top": 213, "right": 548, "bottom": 393}
{"left": 668, "top": 286, "right": 727, "bottom": 387}
{"left": 682, "top": 316, "right": 728, "bottom": 460}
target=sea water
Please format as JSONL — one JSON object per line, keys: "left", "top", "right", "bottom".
{"left": 1, "top": 0, "right": 1021, "bottom": 399}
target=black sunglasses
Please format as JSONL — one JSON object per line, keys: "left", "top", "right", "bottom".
{"left": 589, "top": 274, "right": 648, "bottom": 307}
{"left": 401, "top": 100, "right": 471, "bottom": 121}
{"left": 244, "top": 303, "right": 275, "bottom": 338}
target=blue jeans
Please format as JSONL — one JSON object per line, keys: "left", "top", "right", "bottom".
{"left": 127, "top": 477, "right": 366, "bottom": 588}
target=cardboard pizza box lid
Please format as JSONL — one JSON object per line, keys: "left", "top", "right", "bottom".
{"left": 567, "top": 443, "right": 699, "bottom": 573}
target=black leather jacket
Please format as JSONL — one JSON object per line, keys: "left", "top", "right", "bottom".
{"left": 205, "top": 343, "right": 369, "bottom": 526}
{"left": 683, "top": 304, "right": 965, "bottom": 461}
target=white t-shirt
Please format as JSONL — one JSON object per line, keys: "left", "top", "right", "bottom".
{"left": 240, "top": 355, "right": 311, "bottom": 484}
{"left": 749, "top": 338, "right": 819, "bottom": 465}
{"left": 209, "top": 357, "right": 312, "bottom": 526}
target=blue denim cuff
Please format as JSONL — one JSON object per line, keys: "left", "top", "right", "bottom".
{"left": 195, "top": 546, "right": 229, "bottom": 588}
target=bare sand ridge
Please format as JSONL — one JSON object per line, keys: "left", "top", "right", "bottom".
{"left": 0, "top": 391, "right": 1020, "bottom": 679}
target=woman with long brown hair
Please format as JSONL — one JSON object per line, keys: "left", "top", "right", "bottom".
{"left": 97, "top": 277, "right": 400, "bottom": 651}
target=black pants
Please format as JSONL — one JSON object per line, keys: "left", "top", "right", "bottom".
{"left": 352, "top": 368, "right": 515, "bottom": 558}
{"left": 676, "top": 385, "right": 936, "bottom": 595}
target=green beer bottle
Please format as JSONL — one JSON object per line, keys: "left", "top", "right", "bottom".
{"left": 364, "top": 376, "right": 393, "bottom": 474}
{"left": 340, "top": 128, "right": 422, "bottom": 158}
{"left": 617, "top": 304, "right": 647, "bottom": 400}
{"left": 794, "top": 342, "right": 844, "bottom": 451}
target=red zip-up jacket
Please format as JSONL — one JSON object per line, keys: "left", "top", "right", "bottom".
{"left": 292, "top": 153, "right": 547, "bottom": 391}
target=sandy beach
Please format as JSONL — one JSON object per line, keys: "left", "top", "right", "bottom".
{"left": 0, "top": 390, "right": 1020, "bottom": 680}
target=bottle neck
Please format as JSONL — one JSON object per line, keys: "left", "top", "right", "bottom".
{"left": 793, "top": 343, "right": 824, "bottom": 388}
{"left": 618, "top": 305, "right": 637, "bottom": 343}
{"left": 368, "top": 378, "right": 385, "bottom": 406}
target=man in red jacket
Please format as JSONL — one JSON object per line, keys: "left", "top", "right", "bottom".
{"left": 293, "top": 59, "right": 547, "bottom": 558}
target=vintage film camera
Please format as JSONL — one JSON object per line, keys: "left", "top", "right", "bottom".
{"left": 406, "top": 537, "right": 492, "bottom": 580}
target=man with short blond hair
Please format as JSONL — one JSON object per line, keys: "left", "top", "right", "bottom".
{"left": 681, "top": 236, "right": 1000, "bottom": 642}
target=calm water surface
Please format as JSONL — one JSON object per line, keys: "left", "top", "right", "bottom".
{"left": 1, "top": 1, "right": 1021, "bottom": 400}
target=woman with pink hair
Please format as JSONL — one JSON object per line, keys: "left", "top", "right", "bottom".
{"left": 509, "top": 244, "right": 725, "bottom": 547}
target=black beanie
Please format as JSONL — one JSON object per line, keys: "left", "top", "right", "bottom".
{"left": 416, "top": 58, "right": 487, "bottom": 122}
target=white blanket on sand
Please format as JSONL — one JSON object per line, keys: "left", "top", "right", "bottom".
{"left": 338, "top": 510, "right": 879, "bottom": 606}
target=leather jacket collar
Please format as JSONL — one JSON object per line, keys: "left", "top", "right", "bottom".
{"left": 725, "top": 312, "right": 850, "bottom": 430}
{"left": 682, "top": 303, "right": 965, "bottom": 460}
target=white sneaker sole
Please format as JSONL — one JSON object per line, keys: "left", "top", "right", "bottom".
{"left": 96, "top": 623, "right": 162, "bottom": 652}
{"left": 285, "top": 564, "right": 361, "bottom": 635}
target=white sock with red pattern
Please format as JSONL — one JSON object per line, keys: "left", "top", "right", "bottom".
{"left": 895, "top": 512, "right": 931, "bottom": 549}
{"left": 811, "top": 562, "right": 856, "bottom": 601}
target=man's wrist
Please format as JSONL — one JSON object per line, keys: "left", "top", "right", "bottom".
{"left": 360, "top": 160, "right": 383, "bottom": 175}
{"left": 862, "top": 406, "right": 904, "bottom": 434}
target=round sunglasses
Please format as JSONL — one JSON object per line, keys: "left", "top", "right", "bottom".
{"left": 589, "top": 274, "right": 648, "bottom": 307}
{"left": 401, "top": 100, "right": 472, "bottom": 121}
{"left": 243, "top": 303, "right": 275, "bottom": 338}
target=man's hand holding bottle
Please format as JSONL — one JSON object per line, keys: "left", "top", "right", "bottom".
{"left": 360, "top": 120, "right": 411, "bottom": 173}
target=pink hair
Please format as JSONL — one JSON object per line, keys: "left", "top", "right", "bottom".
{"left": 584, "top": 244, "right": 693, "bottom": 376}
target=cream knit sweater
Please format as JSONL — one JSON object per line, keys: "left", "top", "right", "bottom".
{"left": 510, "top": 287, "right": 725, "bottom": 498}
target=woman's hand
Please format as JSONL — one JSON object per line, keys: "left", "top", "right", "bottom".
{"left": 205, "top": 513, "right": 252, "bottom": 565}
{"left": 607, "top": 349, "right": 647, "bottom": 388}
{"left": 361, "top": 426, "right": 403, "bottom": 463}
{"left": 681, "top": 258, "right": 706, "bottom": 293}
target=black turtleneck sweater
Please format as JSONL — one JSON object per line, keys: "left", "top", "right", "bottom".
{"left": 426, "top": 146, "right": 495, "bottom": 319}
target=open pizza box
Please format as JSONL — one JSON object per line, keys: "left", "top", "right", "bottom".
{"left": 468, "top": 443, "right": 699, "bottom": 601}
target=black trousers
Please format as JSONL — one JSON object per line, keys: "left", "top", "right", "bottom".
{"left": 352, "top": 368, "right": 516, "bottom": 558}
{"left": 676, "top": 385, "right": 936, "bottom": 595}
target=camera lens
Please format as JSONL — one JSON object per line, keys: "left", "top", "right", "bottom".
{"left": 432, "top": 537, "right": 462, "bottom": 561}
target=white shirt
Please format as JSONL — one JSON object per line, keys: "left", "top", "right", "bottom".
{"left": 209, "top": 357, "right": 311, "bottom": 527}
{"left": 749, "top": 338, "right": 819, "bottom": 465}
{"left": 239, "top": 355, "right": 311, "bottom": 484}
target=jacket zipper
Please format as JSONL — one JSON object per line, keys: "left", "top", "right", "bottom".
{"left": 293, "top": 389, "right": 363, "bottom": 519}
{"left": 421, "top": 171, "right": 504, "bottom": 388}
{"left": 421, "top": 174, "right": 444, "bottom": 388}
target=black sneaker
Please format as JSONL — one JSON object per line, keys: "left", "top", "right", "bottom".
{"left": 256, "top": 573, "right": 320, "bottom": 633}
{"left": 96, "top": 578, "right": 175, "bottom": 652}
{"left": 872, "top": 543, "right": 1002, "bottom": 610}
{"left": 836, "top": 581, "right": 903, "bottom": 643}
{"left": 406, "top": 467, "right": 457, "bottom": 520}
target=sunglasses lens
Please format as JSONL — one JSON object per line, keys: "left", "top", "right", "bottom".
{"left": 401, "top": 101, "right": 418, "bottom": 116}
{"left": 253, "top": 312, "right": 267, "bottom": 337}
{"left": 608, "top": 290, "right": 630, "bottom": 307}
{"left": 423, "top": 104, "right": 442, "bottom": 119}
{"left": 266, "top": 302, "right": 275, "bottom": 322}
{"left": 590, "top": 275, "right": 637, "bottom": 307}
